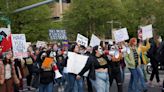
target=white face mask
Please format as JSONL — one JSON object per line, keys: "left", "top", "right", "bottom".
{"left": 98, "top": 46, "right": 103, "bottom": 55}
{"left": 158, "top": 38, "right": 162, "bottom": 43}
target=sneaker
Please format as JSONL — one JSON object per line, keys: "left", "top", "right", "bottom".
{"left": 58, "top": 87, "right": 62, "bottom": 92}
{"left": 147, "top": 81, "right": 154, "bottom": 87}
{"left": 61, "top": 86, "right": 64, "bottom": 92}
{"left": 28, "top": 87, "right": 36, "bottom": 91}
{"left": 157, "top": 82, "right": 162, "bottom": 87}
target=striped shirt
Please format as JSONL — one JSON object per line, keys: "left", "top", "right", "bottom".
{"left": 132, "top": 49, "right": 138, "bottom": 66}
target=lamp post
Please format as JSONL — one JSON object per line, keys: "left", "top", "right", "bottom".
{"left": 106, "top": 20, "right": 121, "bottom": 39}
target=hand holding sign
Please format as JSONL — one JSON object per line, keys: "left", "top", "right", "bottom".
{"left": 76, "top": 34, "right": 88, "bottom": 47}
{"left": 141, "top": 25, "right": 153, "bottom": 40}
{"left": 89, "top": 34, "right": 101, "bottom": 47}
{"left": 113, "top": 28, "right": 129, "bottom": 43}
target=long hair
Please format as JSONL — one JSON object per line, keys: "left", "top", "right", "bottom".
{"left": 3, "top": 57, "right": 12, "bottom": 65}
{"left": 92, "top": 45, "right": 99, "bottom": 56}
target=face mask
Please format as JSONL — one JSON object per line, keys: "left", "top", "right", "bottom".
{"left": 98, "top": 46, "right": 103, "bottom": 55}
{"left": 158, "top": 38, "right": 162, "bottom": 43}
{"left": 80, "top": 50, "right": 85, "bottom": 54}
{"left": 42, "top": 57, "right": 46, "bottom": 60}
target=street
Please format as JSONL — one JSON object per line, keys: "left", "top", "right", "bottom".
{"left": 22, "top": 69, "right": 164, "bottom": 92}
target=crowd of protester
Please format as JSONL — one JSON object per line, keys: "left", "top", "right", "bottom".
{"left": 0, "top": 34, "right": 164, "bottom": 92}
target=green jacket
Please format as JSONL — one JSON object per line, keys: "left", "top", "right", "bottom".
{"left": 125, "top": 47, "right": 141, "bottom": 69}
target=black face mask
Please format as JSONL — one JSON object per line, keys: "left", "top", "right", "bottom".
{"left": 42, "top": 57, "right": 46, "bottom": 61}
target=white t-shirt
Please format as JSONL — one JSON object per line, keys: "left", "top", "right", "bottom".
{"left": 5, "top": 64, "right": 12, "bottom": 79}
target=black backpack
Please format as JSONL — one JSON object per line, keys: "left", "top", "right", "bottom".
{"left": 40, "top": 69, "right": 54, "bottom": 84}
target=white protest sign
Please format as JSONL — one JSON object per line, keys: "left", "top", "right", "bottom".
{"left": 113, "top": 28, "right": 129, "bottom": 43}
{"left": 0, "top": 28, "right": 11, "bottom": 37}
{"left": 36, "top": 41, "right": 47, "bottom": 48}
{"left": 11, "top": 34, "right": 27, "bottom": 58}
{"left": 89, "top": 34, "right": 101, "bottom": 47}
{"left": 67, "top": 52, "right": 89, "bottom": 76}
{"left": 141, "top": 25, "right": 153, "bottom": 40}
{"left": 76, "top": 34, "right": 88, "bottom": 47}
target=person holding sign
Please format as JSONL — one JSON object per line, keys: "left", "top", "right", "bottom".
{"left": 138, "top": 39, "right": 150, "bottom": 82}
{"left": 36, "top": 51, "right": 55, "bottom": 92}
{"left": 77, "top": 45, "right": 111, "bottom": 92}
{"left": 65, "top": 44, "right": 84, "bottom": 92}
{"left": 125, "top": 38, "right": 148, "bottom": 92}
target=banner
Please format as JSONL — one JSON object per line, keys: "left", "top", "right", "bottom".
{"left": 11, "top": 34, "right": 27, "bottom": 58}
{"left": 67, "top": 52, "right": 89, "bottom": 76}
{"left": 113, "top": 28, "right": 129, "bottom": 43}
{"left": 76, "top": 34, "right": 88, "bottom": 47}
{"left": 89, "top": 34, "right": 101, "bottom": 47}
{"left": 141, "top": 25, "right": 153, "bottom": 40}
{"left": 36, "top": 41, "right": 47, "bottom": 48}
{"left": 49, "top": 29, "right": 67, "bottom": 40}
{"left": 0, "top": 28, "right": 12, "bottom": 55}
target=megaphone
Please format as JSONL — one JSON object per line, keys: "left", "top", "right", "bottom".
{"left": 53, "top": 64, "right": 62, "bottom": 79}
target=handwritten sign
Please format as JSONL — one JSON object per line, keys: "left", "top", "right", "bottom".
{"left": 113, "top": 28, "right": 129, "bottom": 43}
{"left": 11, "top": 34, "right": 27, "bottom": 58}
{"left": 89, "top": 34, "right": 101, "bottom": 47}
{"left": 76, "top": 34, "right": 88, "bottom": 47}
{"left": 49, "top": 29, "right": 67, "bottom": 40}
{"left": 36, "top": 41, "right": 47, "bottom": 48}
{"left": 141, "top": 25, "right": 153, "bottom": 40}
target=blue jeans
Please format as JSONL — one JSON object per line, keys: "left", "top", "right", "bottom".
{"left": 120, "top": 66, "right": 125, "bottom": 83}
{"left": 63, "top": 73, "right": 69, "bottom": 92}
{"left": 140, "top": 64, "right": 147, "bottom": 81}
{"left": 39, "top": 82, "right": 53, "bottom": 92}
{"left": 66, "top": 73, "right": 84, "bottom": 92}
{"left": 90, "top": 72, "right": 109, "bottom": 92}
{"left": 74, "top": 78, "right": 84, "bottom": 92}
{"left": 128, "top": 68, "right": 140, "bottom": 92}
{"left": 137, "top": 66, "right": 147, "bottom": 91}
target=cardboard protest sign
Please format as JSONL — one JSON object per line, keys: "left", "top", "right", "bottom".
{"left": 0, "top": 28, "right": 12, "bottom": 55}
{"left": 141, "top": 25, "right": 153, "bottom": 40}
{"left": 11, "top": 34, "right": 27, "bottom": 58}
{"left": 89, "top": 34, "right": 101, "bottom": 47}
{"left": 76, "top": 34, "right": 88, "bottom": 47}
{"left": 66, "top": 52, "right": 89, "bottom": 76}
{"left": 113, "top": 28, "right": 129, "bottom": 43}
{"left": 49, "top": 29, "right": 67, "bottom": 40}
{"left": 42, "top": 57, "right": 54, "bottom": 69}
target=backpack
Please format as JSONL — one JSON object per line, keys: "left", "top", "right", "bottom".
{"left": 40, "top": 69, "right": 54, "bottom": 84}
{"left": 39, "top": 57, "right": 55, "bottom": 84}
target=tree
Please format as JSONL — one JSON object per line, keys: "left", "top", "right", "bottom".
{"left": 120, "top": 0, "right": 164, "bottom": 37}
{"left": 63, "top": 0, "right": 125, "bottom": 40}
{"left": 0, "top": 0, "right": 57, "bottom": 42}
{"left": 63, "top": 0, "right": 164, "bottom": 40}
